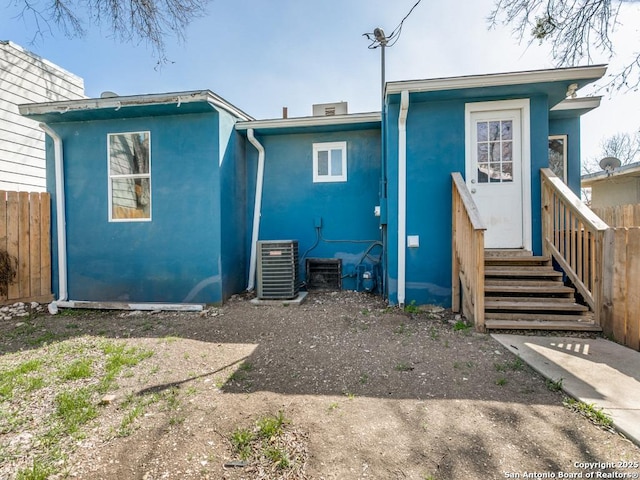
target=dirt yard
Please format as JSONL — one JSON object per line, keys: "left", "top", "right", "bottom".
{"left": 1, "top": 291, "right": 639, "bottom": 480}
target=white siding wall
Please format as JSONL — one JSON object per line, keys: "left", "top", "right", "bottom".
{"left": 0, "top": 41, "right": 84, "bottom": 192}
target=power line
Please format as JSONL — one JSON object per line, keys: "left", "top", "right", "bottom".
{"left": 363, "top": 0, "right": 423, "bottom": 49}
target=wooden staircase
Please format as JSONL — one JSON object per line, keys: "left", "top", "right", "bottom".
{"left": 483, "top": 250, "right": 601, "bottom": 331}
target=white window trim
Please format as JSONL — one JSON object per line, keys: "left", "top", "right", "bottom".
{"left": 107, "top": 131, "right": 152, "bottom": 222}
{"left": 312, "top": 141, "right": 347, "bottom": 183}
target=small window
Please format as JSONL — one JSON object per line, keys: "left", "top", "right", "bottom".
{"left": 313, "top": 141, "right": 347, "bottom": 183}
{"left": 548, "top": 135, "right": 567, "bottom": 182}
{"left": 108, "top": 131, "right": 151, "bottom": 221}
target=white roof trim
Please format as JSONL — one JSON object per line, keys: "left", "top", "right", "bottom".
{"left": 18, "top": 90, "right": 253, "bottom": 121}
{"left": 582, "top": 161, "right": 640, "bottom": 186}
{"left": 235, "top": 112, "right": 381, "bottom": 130}
{"left": 386, "top": 65, "right": 607, "bottom": 95}
{"left": 551, "top": 96, "right": 602, "bottom": 111}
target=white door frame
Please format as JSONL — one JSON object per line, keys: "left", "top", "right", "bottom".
{"left": 464, "top": 98, "right": 532, "bottom": 251}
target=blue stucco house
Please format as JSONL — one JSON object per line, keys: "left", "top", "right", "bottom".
{"left": 19, "top": 65, "right": 606, "bottom": 312}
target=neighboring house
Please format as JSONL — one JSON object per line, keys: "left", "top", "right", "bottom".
{"left": 0, "top": 41, "right": 84, "bottom": 191}
{"left": 19, "top": 65, "right": 605, "bottom": 310}
{"left": 581, "top": 161, "right": 640, "bottom": 208}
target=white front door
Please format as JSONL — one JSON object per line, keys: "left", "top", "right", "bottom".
{"left": 465, "top": 100, "right": 531, "bottom": 249}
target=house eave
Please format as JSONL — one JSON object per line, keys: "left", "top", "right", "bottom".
{"left": 582, "top": 161, "right": 640, "bottom": 187}
{"left": 18, "top": 90, "right": 253, "bottom": 121}
{"left": 386, "top": 65, "right": 608, "bottom": 96}
{"left": 235, "top": 112, "right": 381, "bottom": 133}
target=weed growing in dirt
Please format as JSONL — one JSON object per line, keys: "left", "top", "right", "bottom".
{"left": 395, "top": 362, "right": 413, "bottom": 372}
{"left": 257, "top": 411, "right": 288, "bottom": 439}
{"left": 546, "top": 377, "right": 563, "bottom": 392}
{"left": 230, "top": 427, "right": 255, "bottom": 459}
{"left": 327, "top": 402, "right": 339, "bottom": 412}
{"left": 404, "top": 300, "right": 420, "bottom": 314}
{"left": 58, "top": 359, "right": 93, "bottom": 381}
{"left": 55, "top": 388, "right": 98, "bottom": 435}
{"left": 563, "top": 398, "right": 613, "bottom": 428}
{"left": 495, "top": 377, "right": 508, "bottom": 386}
{"left": 494, "top": 357, "right": 525, "bottom": 372}
{"left": 264, "top": 446, "right": 290, "bottom": 469}
{"left": 0, "top": 359, "right": 44, "bottom": 399}
{"left": 453, "top": 320, "right": 471, "bottom": 331}
{"left": 15, "top": 458, "right": 52, "bottom": 480}
{"left": 359, "top": 373, "right": 369, "bottom": 384}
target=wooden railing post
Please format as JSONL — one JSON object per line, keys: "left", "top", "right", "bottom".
{"left": 451, "top": 173, "right": 486, "bottom": 332}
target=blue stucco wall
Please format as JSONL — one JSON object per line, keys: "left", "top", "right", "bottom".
{"left": 219, "top": 112, "right": 249, "bottom": 299}
{"left": 246, "top": 129, "right": 382, "bottom": 291}
{"left": 550, "top": 117, "right": 582, "bottom": 194}
{"left": 385, "top": 93, "right": 551, "bottom": 306}
{"left": 45, "top": 111, "right": 240, "bottom": 304}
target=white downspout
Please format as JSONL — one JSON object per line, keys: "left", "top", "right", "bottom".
{"left": 397, "top": 90, "right": 409, "bottom": 306}
{"left": 247, "top": 128, "right": 265, "bottom": 291}
{"left": 39, "top": 123, "right": 68, "bottom": 302}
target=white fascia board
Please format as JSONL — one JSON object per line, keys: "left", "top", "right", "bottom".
{"left": 582, "top": 161, "right": 640, "bottom": 186}
{"left": 18, "top": 90, "right": 253, "bottom": 121}
{"left": 385, "top": 65, "right": 608, "bottom": 96}
{"left": 551, "top": 96, "right": 602, "bottom": 112}
{"left": 235, "top": 112, "right": 381, "bottom": 131}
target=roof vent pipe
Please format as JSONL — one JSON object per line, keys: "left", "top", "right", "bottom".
{"left": 247, "top": 128, "right": 265, "bottom": 291}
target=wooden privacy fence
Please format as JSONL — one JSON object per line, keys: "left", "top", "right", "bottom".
{"left": 607, "top": 227, "right": 640, "bottom": 351}
{"left": 592, "top": 204, "right": 640, "bottom": 228}
{"left": 0, "top": 190, "right": 52, "bottom": 305}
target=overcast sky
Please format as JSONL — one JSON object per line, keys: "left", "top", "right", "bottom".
{"left": 2, "top": 0, "right": 639, "bottom": 164}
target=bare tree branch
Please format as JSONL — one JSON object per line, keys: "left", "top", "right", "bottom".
{"left": 489, "top": 0, "right": 640, "bottom": 91}
{"left": 10, "top": 0, "right": 209, "bottom": 62}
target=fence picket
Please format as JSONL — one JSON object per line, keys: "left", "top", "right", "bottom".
{"left": 0, "top": 190, "right": 52, "bottom": 305}
{"left": 626, "top": 228, "right": 640, "bottom": 351}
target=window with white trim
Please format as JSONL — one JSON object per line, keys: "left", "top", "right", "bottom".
{"left": 108, "top": 131, "right": 151, "bottom": 221}
{"left": 313, "top": 141, "right": 347, "bottom": 183}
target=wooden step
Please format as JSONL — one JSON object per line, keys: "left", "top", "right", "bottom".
{"left": 485, "top": 311, "right": 594, "bottom": 322}
{"left": 484, "top": 249, "right": 533, "bottom": 258}
{"left": 485, "top": 319, "right": 601, "bottom": 331}
{"left": 485, "top": 300, "right": 588, "bottom": 312}
{"left": 485, "top": 296, "right": 575, "bottom": 303}
{"left": 485, "top": 256, "right": 551, "bottom": 266}
{"left": 485, "top": 268, "right": 563, "bottom": 279}
{"left": 485, "top": 278, "right": 565, "bottom": 287}
{"left": 485, "top": 265, "right": 557, "bottom": 272}
{"left": 484, "top": 284, "right": 574, "bottom": 295}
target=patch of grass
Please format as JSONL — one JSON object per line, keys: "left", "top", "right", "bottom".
{"left": 54, "top": 388, "right": 98, "bottom": 434}
{"left": 230, "top": 427, "right": 255, "bottom": 459}
{"left": 429, "top": 327, "right": 440, "bottom": 341}
{"left": 58, "top": 358, "right": 93, "bottom": 381}
{"left": 264, "top": 446, "right": 290, "bottom": 469}
{"left": 495, "top": 377, "right": 508, "bottom": 386}
{"left": 99, "top": 342, "right": 153, "bottom": 392}
{"left": 327, "top": 402, "right": 339, "bottom": 412}
{"left": 453, "top": 320, "right": 471, "bottom": 331}
{"left": 404, "top": 300, "right": 420, "bottom": 314}
{"left": 394, "top": 323, "right": 412, "bottom": 336}
{"left": 360, "top": 308, "right": 369, "bottom": 316}
{"left": 15, "top": 458, "right": 53, "bottom": 480}
{"left": 563, "top": 397, "right": 613, "bottom": 428}
{"left": 343, "top": 391, "right": 356, "bottom": 400}
{"left": 117, "top": 404, "right": 144, "bottom": 437}
{"left": 239, "top": 361, "right": 253, "bottom": 372}
{"left": 159, "top": 336, "right": 180, "bottom": 343}
{"left": 0, "top": 359, "right": 44, "bottom": 399}
{"left": 395, "top": 362, "right": 414, "bottom": 372}
{"left": 359, "top": 373, "right": 369, "bottom": 384}
{"left": 494, "top": 357, "right": 525, "bottom": 372}
{"left": 27, "top": 332, "right": 59, "bottom": 347}
{"left": 164, "top": 387, "right": 181, "bottom": 411}
{"left": 546, "top": 377, "right": 563, "bottom": 392}
{"left": 257, "top": 411, "right": 288, "bottom": 439}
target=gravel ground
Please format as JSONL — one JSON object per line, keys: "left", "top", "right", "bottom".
{"left": 1, "top": 291, "right": 639, "bottom": 480}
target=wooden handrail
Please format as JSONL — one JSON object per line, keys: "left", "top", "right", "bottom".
{"left": 540, "top": 168, "right": 612, "bottom": 329}
{"left": 451, "top": 173, "right": 486, "bottom": 331}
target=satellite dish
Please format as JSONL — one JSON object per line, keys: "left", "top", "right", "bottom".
{"left": 100, "top": 91, "right": 119, "bottom": 98}
{"left": 599, "top": 156, "right": 621, "bottom": 174}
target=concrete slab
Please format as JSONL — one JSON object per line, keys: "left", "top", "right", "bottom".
{"left": 250, "top": 291, "right": 308, "bottom": 306}
{"left": 492, "top": 334, "right": 640, "bottom": 446}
